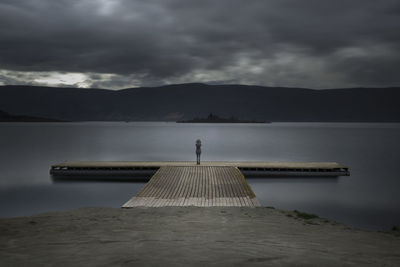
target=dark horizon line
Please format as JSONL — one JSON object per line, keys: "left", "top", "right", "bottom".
{"left": 1, "top": 83, "right": 399, "bottom": 92}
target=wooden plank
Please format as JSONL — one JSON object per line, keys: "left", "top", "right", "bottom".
{"left": 211, "top": 166, "right": 218, "bottom": 206}
{"left": 220, "top": 168, "right": 228, "bottom": 206}
{"left": 223, "top": 167, "right": 235, "bottom": 205}
{"left": 228, "top": 170, "right": 239, "bottom": 206}
{"left": 123, "top": 166, "right": 260, "bottom": 208}
{"left": 182, "top": 166, "right": 193, "bottom": 206}
{"left": 174, "top": 166, "right": 186, "bottom": 199}
{"left": 209, "top": 166, "right": 214, "bottom": 206}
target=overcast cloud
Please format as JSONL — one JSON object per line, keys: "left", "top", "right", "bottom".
{"left": 0, "top": 0, "right": 399, "bottom": 89}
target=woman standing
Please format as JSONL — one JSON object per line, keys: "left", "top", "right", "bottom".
{"left": 195, "top": 139, "right": 202, "bottom": 165}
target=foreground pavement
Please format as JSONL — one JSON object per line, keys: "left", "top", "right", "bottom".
{"left": 0, "top": 207, "right": 399, "bottom": 266}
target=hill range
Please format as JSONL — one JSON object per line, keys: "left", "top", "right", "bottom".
{"left": 0, "top": 83, "right": 399, "bottom": 122}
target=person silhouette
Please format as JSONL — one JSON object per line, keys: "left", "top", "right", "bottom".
{"left": 195, "top": 139, "right": 202, "bottom": 165}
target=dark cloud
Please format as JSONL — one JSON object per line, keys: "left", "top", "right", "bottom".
{"left": 0, "top": 0, "right": 399, "bottom": 88}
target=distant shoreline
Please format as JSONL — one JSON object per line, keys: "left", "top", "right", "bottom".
{"left": 177, "top": 120, "right": 270, "bottom": 123}
{"left": 177, "top": 113, "right": 270, "bottom": 123}
{"left": 0, "top": 110, "right": 66, "bottom": 122}
{"left": 2, "top": 121, "right": 400, "bottom": 123}
{"left": 2, "top": 84, "right": 399, "bottom": 122}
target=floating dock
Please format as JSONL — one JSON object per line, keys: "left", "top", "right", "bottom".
{"left": 50, "top": 161, "right": 349, "bottom": 208}
{"left": 122, "top": 166, "right": 260, "bottom": 207}
{"left": 50, "top": 161, "right": 350, "bottom": 180}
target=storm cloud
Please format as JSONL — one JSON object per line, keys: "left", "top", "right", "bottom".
{"left": 0, "top": 0, "right": 399, "bottom": 89}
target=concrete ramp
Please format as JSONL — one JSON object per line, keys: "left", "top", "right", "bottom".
{"left": 123, "top": 166, "right": 260, "bottom": 207}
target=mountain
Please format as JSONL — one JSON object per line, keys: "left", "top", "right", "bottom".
{"left": 0, "top": 109, "right": 65, "bottom": 122}
{"left": 0, "top": 83, "right": 399, "bottom": 122}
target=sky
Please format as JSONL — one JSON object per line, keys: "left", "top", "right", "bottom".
{"left": 0, "top": 0, "right": 399, "bottom": 89}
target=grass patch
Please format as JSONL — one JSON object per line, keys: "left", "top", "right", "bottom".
{"left": 293, "top": 210, "right": 319, "bottom": 220}
{"left": 392, "top": 226, "right": 399, "bottom": 231}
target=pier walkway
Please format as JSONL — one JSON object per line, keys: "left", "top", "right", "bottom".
{"left": 122, "top": 166, "right": 261, "bottom": 207}
{"left": 50, "top": 161, "right": 349, "bottom": 207}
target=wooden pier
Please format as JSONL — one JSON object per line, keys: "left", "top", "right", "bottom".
{"left": 50, "top": 161, "right": 349, "bottom": 207}
{"left": 122, "top": 166, "right": 261, "bottom": 207}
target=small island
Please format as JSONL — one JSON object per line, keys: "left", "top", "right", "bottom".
{"left": 177, "top": 113, "right": 269, "bottom": 123}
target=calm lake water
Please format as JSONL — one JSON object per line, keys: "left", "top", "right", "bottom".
{"left": 0, "top": 122, "right": 399, "bottom": 230}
